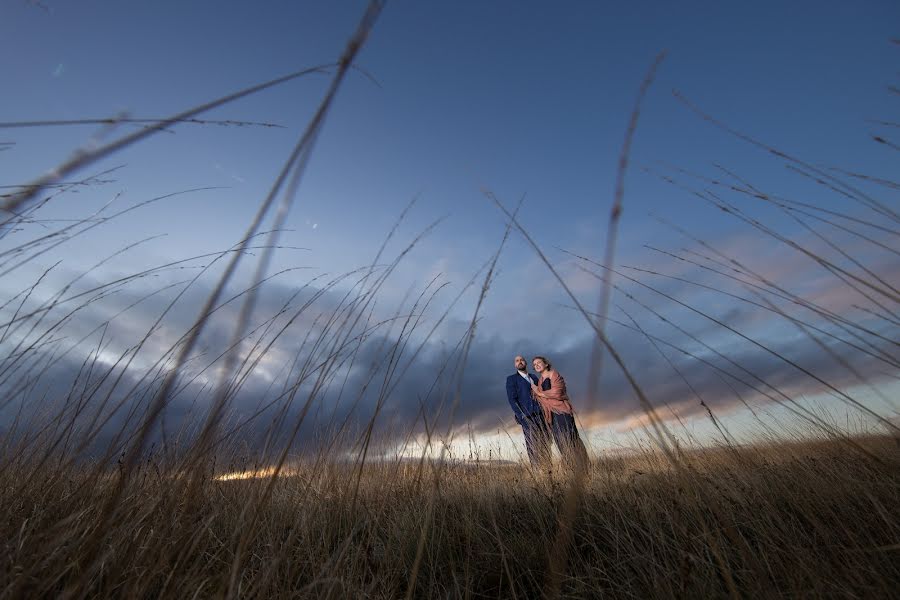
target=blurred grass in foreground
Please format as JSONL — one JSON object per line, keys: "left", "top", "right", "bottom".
{"left": 2, "top": 435, "right": 897, "bottom": 598}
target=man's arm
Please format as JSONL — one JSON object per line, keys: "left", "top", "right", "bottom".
{"left": 506, "top": 376, "right": 524, "bottom": 422}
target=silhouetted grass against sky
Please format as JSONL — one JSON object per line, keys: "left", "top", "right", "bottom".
{"left": 1, "top": 0, "right": 898, "bottom": 456}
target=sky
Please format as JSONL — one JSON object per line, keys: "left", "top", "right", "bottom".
{"left": 1, "top": 0, "right": 898, "bottom": 462}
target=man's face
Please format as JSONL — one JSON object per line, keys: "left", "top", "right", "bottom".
{"left": 514, "top": 356, "right": 526, "bottom": 371}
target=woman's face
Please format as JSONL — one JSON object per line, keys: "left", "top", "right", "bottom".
{"left": 532, "top": 359, "right": 547, "bottom": 373}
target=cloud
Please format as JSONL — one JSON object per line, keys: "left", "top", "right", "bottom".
{"left": 1, "top": 215, "right": 896, "bottom": 463}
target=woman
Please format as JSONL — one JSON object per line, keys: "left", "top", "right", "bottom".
{"left": 530, "top": 356, "right": 589, "bottom": 469}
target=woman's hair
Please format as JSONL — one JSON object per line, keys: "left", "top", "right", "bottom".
{"left": 532, "top": 356, "right": 552, "bottom": 370}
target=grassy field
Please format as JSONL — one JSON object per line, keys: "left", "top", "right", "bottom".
{"left": 2, "top": 435, "right": 898, "bottom": 598}
{"left": 2, "top": 4, "right": 898, "bottom": 598}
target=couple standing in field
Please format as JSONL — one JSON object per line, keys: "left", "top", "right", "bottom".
{"left": 506, "top": 355, "right": 589, "bottom": 469}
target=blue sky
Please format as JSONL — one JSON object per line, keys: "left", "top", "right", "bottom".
{"left": 1, "top": 1, "right": 898, "bottom": 459}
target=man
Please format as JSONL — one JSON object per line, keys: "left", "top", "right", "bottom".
{"left": 506, "top": 355, "right": 551, "bottom": 467}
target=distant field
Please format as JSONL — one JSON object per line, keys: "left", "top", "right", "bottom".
{"left": 2, "top": 435, "right": 897, "bottom": 598}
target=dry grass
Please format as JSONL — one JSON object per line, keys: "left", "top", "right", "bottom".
{"left": 1, "top": 436, "right": 898, "bottom": 598}
{"left": 2, "top": 3, "right": 899, "bottom": 598}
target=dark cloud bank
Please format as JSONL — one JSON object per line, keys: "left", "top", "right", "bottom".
{"left": 1, "top": 257, "right": 896, "bottom": 465}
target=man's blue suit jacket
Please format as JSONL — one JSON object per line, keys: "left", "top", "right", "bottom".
{"left": 506, "top": 372, "right": 542, "bottom": 423}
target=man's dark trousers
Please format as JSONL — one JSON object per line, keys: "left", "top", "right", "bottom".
{"left": 519, "top": 413, "right": 551, "bottom": 467}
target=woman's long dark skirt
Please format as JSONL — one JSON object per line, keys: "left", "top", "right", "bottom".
{"left": 549, "top": 413, "right": 589, "bottom": 469}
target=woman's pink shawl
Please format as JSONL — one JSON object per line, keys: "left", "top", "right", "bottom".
{"left": 533, "top": 370, "right": 574, "bottom": 424}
